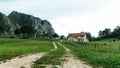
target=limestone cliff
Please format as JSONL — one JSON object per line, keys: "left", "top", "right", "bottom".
{"left": 0, "top": 11, "right": 55, "bottom": 37}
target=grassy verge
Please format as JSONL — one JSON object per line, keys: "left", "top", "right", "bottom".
{"left": 32, "top": 42, "right": 66, "bottom": 68}
{"left": 0, "top": 38, "right": 53, "bottom": 62}
{"left": 62, "top": 41, "right": 120, "bottom": 68}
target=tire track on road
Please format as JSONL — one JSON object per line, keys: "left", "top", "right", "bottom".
{"left": 58, "top": 42, "right": 92, "bottom": 68}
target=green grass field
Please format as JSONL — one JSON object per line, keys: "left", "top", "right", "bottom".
{"left": 0, "top": 38, "right": 54, "bottom": 62}
{"left": 62, "top": 41, "right": 120, "bottom": 68}
{"left": 33, "top": 42, "right": 66, "bottom": 68}
{"left": 1, "top": 38, "right": 120, "bottom": 68}
{"left": 91, "top": 39, "right": 120, "bottom": 46}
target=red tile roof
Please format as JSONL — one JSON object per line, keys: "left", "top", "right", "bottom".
{"left": 68, "top": 32, "right": 85, "bottom": 38}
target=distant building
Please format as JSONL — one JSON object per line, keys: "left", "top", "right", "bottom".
{"left": 68, "top": 32, "right": 89, "bottom": 42}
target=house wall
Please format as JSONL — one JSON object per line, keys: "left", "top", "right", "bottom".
{"left": 68, "top": 35, "right": 89, "bottom": 42}
{"left": 83, "top": 35, "right": 89, "bottom": 42}
{"left": 77, "top": 37, "right": 84, "bottom": 42}
{"left": 68, "top": 37, "right": 77, "bottom": 41}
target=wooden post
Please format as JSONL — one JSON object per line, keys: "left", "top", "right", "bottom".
{"left": 94, "top": 44, "right": 97, "bottom": 48}
{"left": 119, "top": 46, "right": 120, "bottom": 50}
{"left": 109, "top": 45, "right": 112, "bottom": 57}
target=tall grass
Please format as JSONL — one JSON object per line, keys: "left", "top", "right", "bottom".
{"left": 0, "top": 38, "right": 53, "bottom": 61}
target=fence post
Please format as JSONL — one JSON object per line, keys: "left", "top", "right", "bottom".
{"left": 109, "top": 44, "right": 112, "bottom": 57}
{"left": 119, "top": 46, "right": 120, "bottom": 50}
{"left": 100, "top": 45, "right": 102, "bottom": 49}
{"left": 94, "top": 44, "right": 97, "bottom": 48}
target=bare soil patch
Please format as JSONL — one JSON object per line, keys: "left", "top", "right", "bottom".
{"left": 0, "top": 53, "right": 45, "bottom": 68}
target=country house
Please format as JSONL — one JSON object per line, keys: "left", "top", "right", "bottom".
{"left": 68, "top": 32, "right": 89, "bottom": 42}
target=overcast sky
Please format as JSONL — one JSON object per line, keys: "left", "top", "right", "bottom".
{"left": 0, "top": 0, "right": 120, "bottom": 36}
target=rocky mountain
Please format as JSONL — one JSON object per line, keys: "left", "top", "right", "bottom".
{"left": 0, "top": 12, "right": 14, "bottom": 37}
{"left": 0, "top": 11, "right": 55, "bottom": 37}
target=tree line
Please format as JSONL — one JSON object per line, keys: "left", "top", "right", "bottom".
{"left": 86, "top": 25, "right": 120, "bottom": 41}
{"left": 98, "top": 26, "right": 120, "bottom": 39}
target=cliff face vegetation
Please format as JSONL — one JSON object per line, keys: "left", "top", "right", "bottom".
{"left": 0, "top": 11, "right": 55, "bottom": 38}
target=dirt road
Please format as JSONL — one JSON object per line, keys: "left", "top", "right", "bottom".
{"left": 0, "top": 53, "right": 45, "bottom": 68}
{"left": 58, "top": 42, "right": 92, "bottom": 68}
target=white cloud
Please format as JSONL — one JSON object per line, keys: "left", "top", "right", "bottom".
{"left": 0, "top": 0, "right": 120, "bottom": 36}
{"left": 50, "top": 0, "right": 120, "bottom": 36}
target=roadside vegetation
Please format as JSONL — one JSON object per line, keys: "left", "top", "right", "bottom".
{"left": 62, "top": 41, "right": 120, "bottom": 68}
{"left": 32, "top": 42, "right": 66, "bottom": 68}
{"left": 0, "top": 38, "right": 53, "bottom": 62}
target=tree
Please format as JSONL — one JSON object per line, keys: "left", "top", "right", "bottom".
{"left": 98, "top": 30, "right": 102, "bottom": 38}
{"left": 85, "top": 32, "right": 92, "bottom": 41}
{"left": 98, "top": 28, "right": 111, "bottom": 38}
{"left": 60, "top": 35, "right": 65, "bottom": 39}
{"left": 52, "top": 33, "right": 59, "bottom": 38}
{"left": 20, "top": 25, "right": 36, "bottom": 38}
{"left": 111, "top": 26, "right": 120, "bottom": 38}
